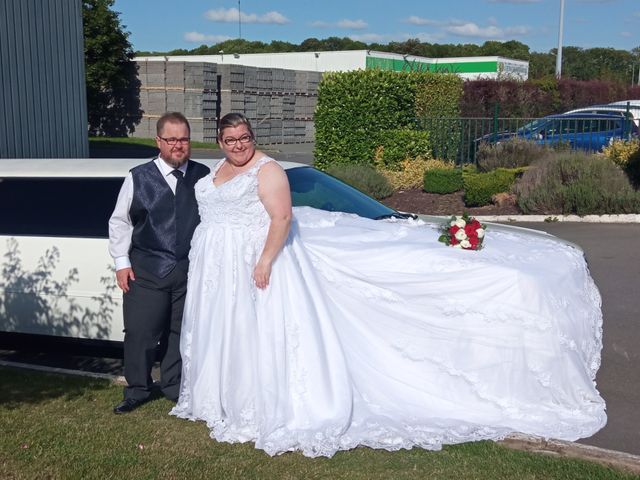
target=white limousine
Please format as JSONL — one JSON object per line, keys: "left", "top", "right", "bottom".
{"left": 0, "top": 158, "right": 568, "bottom": 346}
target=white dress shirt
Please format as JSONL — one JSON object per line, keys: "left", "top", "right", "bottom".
{"left": 108, "top": 157, "right": 189, "bottom": 271}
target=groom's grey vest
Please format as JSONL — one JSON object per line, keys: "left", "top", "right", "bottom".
{"left": 129, "top": 159, "right": 210, "bottom": 278}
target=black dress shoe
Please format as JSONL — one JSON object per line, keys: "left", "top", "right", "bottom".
{"left": 113, "top": 398, "right": 147, "bottom": 414}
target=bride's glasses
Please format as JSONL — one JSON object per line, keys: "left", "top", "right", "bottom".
{"left": 223, "top": 134, "right": 253, "bottom": 146}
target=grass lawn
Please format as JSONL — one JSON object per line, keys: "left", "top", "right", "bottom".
{"left": 89, "top": 136, "right": 219, "bottom": 150}
{"left": 1, "top": 366, "right": 634, "bottom": 480}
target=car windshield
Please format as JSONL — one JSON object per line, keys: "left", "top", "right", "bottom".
{"left": 285, "top": 166, "right": 399, "bottom": 220}
{"left": 516, "top": 118, "right": 549, "bottom": 134}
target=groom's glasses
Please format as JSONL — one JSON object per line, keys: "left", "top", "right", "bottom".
{"left": 222, "top": 134, "right": 253, "bottom": 146}
{"left": 158, "top": 136, "right": 191, "bottom": 146}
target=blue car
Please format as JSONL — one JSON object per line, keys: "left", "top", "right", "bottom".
{"left": 479, "top": 113, "right": 638, "bottom": 152}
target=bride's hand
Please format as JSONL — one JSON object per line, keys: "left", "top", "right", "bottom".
{"left": 253, "top": 259, "right": 272, "bottom": 289}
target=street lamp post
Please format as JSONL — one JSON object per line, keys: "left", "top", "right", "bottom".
{"left": 555, "top": 0, "right": 565, "bottom": 78}
{"left": 238, "top": 0, "right": 242, "bottom": 40}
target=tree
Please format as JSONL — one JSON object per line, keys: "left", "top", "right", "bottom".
{"left": 83, "top": 0, "right": 141, "bottom": 136}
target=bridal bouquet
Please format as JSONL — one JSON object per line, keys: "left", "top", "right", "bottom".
{"left": 438, "top": 213, "right": 486, "bottom": 250}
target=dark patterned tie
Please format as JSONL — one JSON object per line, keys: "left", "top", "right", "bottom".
{"left": 171, "top": 169, "right": 188, "bottom": 256}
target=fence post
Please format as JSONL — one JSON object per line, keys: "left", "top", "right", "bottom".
{"left": 492, "top": 102, "right": 500, "bottom": 143}
{"left": 625, "top": 101, "right": 631, "bottom": 140}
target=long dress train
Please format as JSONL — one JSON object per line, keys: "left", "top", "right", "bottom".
{"left": 170, "top": 156, "right": 606, "bottom": 457}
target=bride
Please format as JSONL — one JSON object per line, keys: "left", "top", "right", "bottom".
{"left": 170, "top": 113, "right": 606, "bottom": 458}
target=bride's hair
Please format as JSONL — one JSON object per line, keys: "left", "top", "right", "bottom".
{"left": 218, "top": 112, "right": 255, "bottom": 141}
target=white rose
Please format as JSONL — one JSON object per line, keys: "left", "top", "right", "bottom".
{"left": 454, "top": 229, "right": 467, "bottom": 241}
{"left": 454, "top": 217, "right": 466, "bottom": 228}
{"left": 452, "top": 243, "right": 463, "bottom": 249}
{"left": 460, "top": 239, "right": 471, "bottom": 249}
{"left": 476, "top": 228, "right": 485, "bottom": 238}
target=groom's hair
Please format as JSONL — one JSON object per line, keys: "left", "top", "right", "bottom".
{"left": 157, "top": 112, "right": 191, "bottom": 136}
{"left": 218, "top": 112, "right": 255, "bottom": 141}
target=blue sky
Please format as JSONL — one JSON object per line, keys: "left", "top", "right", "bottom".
{"left": 113, "top": 0, "right": 640, "bottom": 54}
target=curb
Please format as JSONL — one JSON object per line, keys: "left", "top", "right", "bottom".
{"left": 0, "top": 359, "right": 127, "bottom": 385}
{"left": 500, "top": 433, "right": 640, "bottom": 475}
{"left": 2, "top": 361, "right": 640, "bottom": 474}
{"left": 472, "top": 214, "right": 640, "bottom": 223}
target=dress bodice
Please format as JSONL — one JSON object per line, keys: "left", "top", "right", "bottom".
{"left": 194, "top": 156, "right": 273, "bottom": 235}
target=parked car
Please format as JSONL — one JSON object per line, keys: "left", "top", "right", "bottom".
{"left": 477, "top": 113, "right": 638, "bottom": 152}
{"left": 564, "top": 103, "right": 640, "bottom": 128}
{"left": 0, "top": 158, "right": 571, "bottom": 346}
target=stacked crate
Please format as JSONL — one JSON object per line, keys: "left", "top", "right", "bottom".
{"left": 135, "top": 60, "right": 218, "bottom": 142}
{"left": 133, "top": 60, "right": 321, "bottom": 144}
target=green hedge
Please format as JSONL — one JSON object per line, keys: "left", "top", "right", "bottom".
{"left": 415, "top": 74, "right": 463, "bottom": 162}
{"left": 375, "top": 129, "right": 432, "bottom": 169}
{"left": 423, "top": 168, "right": 463, "bottom": 194}
{"left": 314, "top": 70, "right": 463, "bottom": 170}
{"left": 314, "top": 70, "right": 418, "bottom": 170}
{"left": 463, "top": 168, "right": 525, "bottom": 207}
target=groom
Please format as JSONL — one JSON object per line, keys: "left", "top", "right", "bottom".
{"left": 108, "top": 112, "right": 210, "bottom": 413}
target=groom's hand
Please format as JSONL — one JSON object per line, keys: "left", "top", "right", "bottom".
{"left": 116, "top": 267, "right": 136, "bottom": 293}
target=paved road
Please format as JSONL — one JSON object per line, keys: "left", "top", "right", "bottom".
{"left": 512, "top": 222, "right": 640, "bottom": 456}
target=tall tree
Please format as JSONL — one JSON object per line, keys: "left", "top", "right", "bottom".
{"left": 83, "top": 0, "right": 141, "bottom": 136}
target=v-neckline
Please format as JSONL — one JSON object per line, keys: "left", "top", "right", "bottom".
{"left": 211, "top": 157, "right": 265, "bottom": 188}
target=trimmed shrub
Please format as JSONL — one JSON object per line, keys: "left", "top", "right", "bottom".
{"left": 602, "top": 139, "right": 640, "bottom": 188}
{"left": 374, "top": 129, "right": 432, "bottom": 169}
{"left": 463, "top": 168, "right": 525, "bottom": 207}
{"left": 315, "top": 70, "right": 464, "bottom": 170}
{"left": 314, "top": 70, "right": 419, "bottom": 170}
{"left": 326, "top": 164, "right": 394, "bottom": 200}
{"left": 476, "top": 137, "right": 551, "bottom": 172}
{"left": 515, "top": 152, "right": 640, "bottom": 215}
{"left": 381, "top": 158, "right": 453, "bottom": 190}
{"left": 424, "top": 168, "right": 464, "bottom": 194}
{"left": 415, "top": 74, "right": 464, "bottom": 162}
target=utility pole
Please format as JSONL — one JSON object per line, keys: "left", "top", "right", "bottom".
{"left": 555, "top": 0, "right": 565, "bottom": 78}
{"left": 238, "top": 0, "right": 242, "bottom": 40}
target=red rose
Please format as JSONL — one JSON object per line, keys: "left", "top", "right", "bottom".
{"left": 464, "top": 224, "right": 478, "bottom": 237}
{"left": 469, "top": 236, "right": 480, "bottom": 248}
{"left": 449, "top": 225, "right": 460, "bottom": 235}
{"left": 450, "top": 235, "right": 459, "bottom": 245}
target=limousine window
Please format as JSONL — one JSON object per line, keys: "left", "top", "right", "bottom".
{"left": 1, "top": 178, "right": 122, "bottom": 238}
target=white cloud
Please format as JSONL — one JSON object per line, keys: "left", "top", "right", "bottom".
{"left": 348, "top": 33, "right": 390, "bottom": 43}
{"left": 204, "top": 8, "right": 289, "bottom": 25}
{"left": 337, "top": 19, "right": 368, "bottom": 29}
{"left": 311, "top": 19, "right": 368, "bottom": 29}
{"left": 444, "top": 21, "right": 530, "bottom": 39}
{"left": 348, "top": 31, "right": 445, "bottom": 44}
{"left": 404, "top": 16, "right": 439, "bottom": 26}
{"left": 184, "top": 31, "right": 232, "bottom": 43}
{"left": 620, "top": 31, "right": 633, "bottom": 37}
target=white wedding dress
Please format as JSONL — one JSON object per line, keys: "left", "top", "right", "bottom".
{"left": 171, "top": 156, "right": 606, "bottom": 457}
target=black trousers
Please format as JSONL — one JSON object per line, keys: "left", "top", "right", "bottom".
{"left": 122, "top": 262, "right": 187, "bottom": 402}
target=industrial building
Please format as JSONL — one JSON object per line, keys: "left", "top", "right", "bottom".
{"left": 135, "top": 50, "right": 529, "bottom": 81}
{"left": 0, "top": 0, "right": 89, "bottom": 158}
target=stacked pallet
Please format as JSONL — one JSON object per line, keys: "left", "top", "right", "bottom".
{"left": 134, "top": 61, "right": 219, "bottom": 142}
{"left": 133, "top": 60, "right": 321, "bottom": 144}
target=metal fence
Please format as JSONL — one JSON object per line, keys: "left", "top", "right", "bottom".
{"left": 417, "top": 115, "right": 637, "bottom": 165}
